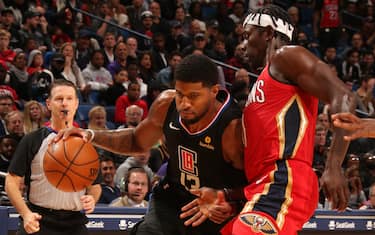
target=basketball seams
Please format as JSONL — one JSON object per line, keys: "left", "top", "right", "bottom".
{"left": 43, "top": 136, "right": 99, "bottom": 192}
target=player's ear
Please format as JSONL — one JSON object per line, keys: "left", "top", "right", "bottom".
{"left": 210, "top": 84, "right": 220, "bottom": 96}
{"left": 46, "top": 98, "right": 51, "bottom": 111}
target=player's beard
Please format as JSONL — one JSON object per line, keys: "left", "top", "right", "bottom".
{"left": 180, "top": 105, "right": 209, "bottom": 125}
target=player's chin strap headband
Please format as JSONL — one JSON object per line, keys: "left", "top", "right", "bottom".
{"left": 243, "top": 13, "right": 294, "bottom": 41}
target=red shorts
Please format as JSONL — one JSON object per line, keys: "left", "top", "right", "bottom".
{"left": 221, "top": 160, "right": 318, "bottom": 235}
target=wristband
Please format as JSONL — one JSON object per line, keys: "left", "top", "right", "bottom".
{"left": 87, "top": 129, "right": 95, "bottom": 143}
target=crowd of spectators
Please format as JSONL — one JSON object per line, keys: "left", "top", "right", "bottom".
{"left": 0, "top": 0, "right": 374, "bottom": 209}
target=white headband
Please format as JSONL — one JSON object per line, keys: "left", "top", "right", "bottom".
{"left": 243, "top": 13, "right": 294, "bottom": 41}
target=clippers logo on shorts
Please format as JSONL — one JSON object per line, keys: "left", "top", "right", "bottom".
{"left": 178, "top": 145, "right": 198, "bottom": 175}
{"left": 240, "top": 213, "right": 278, "bottom": 235}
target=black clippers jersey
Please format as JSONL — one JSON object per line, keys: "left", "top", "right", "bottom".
{"left": 162, "top": 90, "right": 246, "bottom": 191}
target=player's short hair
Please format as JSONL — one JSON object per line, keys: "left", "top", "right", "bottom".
{"left": 174, "top": 54, "right": 218, "bottom": 87}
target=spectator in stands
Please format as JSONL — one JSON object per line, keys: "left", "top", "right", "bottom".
{"left": 82, "top": 50, "right": 113, "bottom": 104}
{"left": 92, "top": 2, "right": 117, "bottom": 38}
{"left": 126, "top": 0, "right": 148, "bottom": 32}
{"left": 98, "top": 156, "right": 121, "bottom": 204}
{"left": 313, "top": 123, "right": 328, "bottom": 174}
{"left": 296, "top": 30, "right": 321, "bottom": 58}
{"left": 361, "top": 50, "right": 375, "bottom": 78}
{"left": 149, "top": 1, "right": 170, "bottom": 37}
{"left": 114, "top": 81, "right": 148, "bottom": 125}
{"left": 126, "top": 36, "right": 139, "bottom": 59}
{"left": 9, "top": 51, "right": 31, "bottom": 102}
{"left": 355, "top": 76, "right": 375, "bottom": 117}
{"left": 0, "top": 63, "right": 19, "bottom": 108}
{"left": 105, "top": 68, "right": 127, "bottom": 106}
{"left": 107, "top": 41, "right": 128, "bottom": 76}
{"left": 75, "top": 29, "right": 99, "bottom": 70}
{"left": 0, "top": 91, "right": 15, "bottom": 136}
{"left": 322, "top": 46, "right": 340, "bottom": 67}
{"left": 0, "top": 29, "right": 15, "bottom": 67}
{"left": 114, "top": 151, "right": 154, "bottom": 189}
{"left": 0, "top": 8, "right": 21, "bottom": 49}
{"left": 4, "top": 110, "right": 24, "bottom": 140}
{"left": 118, "top": 105, "right": 143, "bottom": 129}
{"left": 126, "top": 59, "right": 148, "bottom": 97}
{"left": 338, "top": 49, "right": 362, "bottom": 90}
{"left": 110, "top": 167, "right": 149, "bottom": 207}
{"left": 360, "top": 183, "right": 375, "bottom": 209}
{"left": 346, "top": 154, "right": 367, "bottom": 209}
{"left": 173, "top": 5, "right": 191, "bottom": 35}
{"left": 23, "top": 100, "right": 45, "bottom": 134}
{"left": 339, "top": 33, "right": 368, "bottom": 60}
{"left": 313, "top": 0, "right": 340, "bottom": 54}
{"left": 165, "top": 20, "right": 191, "bottom": 54}
{"left": 229, "top": 0, "right": 246, "bottom": 24}
{"left": 137, "top": 11, "right": 154, "bottom": 51}
{"left": 0, "top": 134, "right": 18, "bottom": 192}
{"left": 155, "top": 51, "right": 182, "bottom": 89}
{"left": 18, "top": 10, "right": 52, "bottom": 52}
{"left": 60, "top": 42, "right": 87, "bottom": 95}
{"left": 150, "top": 32, "right": 168, "bottom": 73}
{"left": 49, "top": 52, "right": 66, "bottom": 80}
{"left": 182, "top": 32, "right": 210, "bottom": 56}
{"left": 102, "top": 31, "right": 116, "bottom": 67}
{"left": 138, "top": 51, "right": 155, "bottom": 85}
{"left": 224, "top": 43, "right": 248, "bottom": 85}
{"left": 88, "top": 106, "right": 108, "bottom": 130}
{"left": 142, "top": 79, "right": 167, "bottom": 109}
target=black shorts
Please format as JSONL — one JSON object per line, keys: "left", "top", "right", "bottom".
{"left": 17, "top": 203, "right": 89, "bottom": 235}
{"left": 132, "top": 180, "right": 223, "bottom": 235}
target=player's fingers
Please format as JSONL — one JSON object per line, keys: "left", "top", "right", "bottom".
{"left": 192, "top": 214, "right": 209, "bottom": 226}
{"left": 183, "top": 210, "right": 204, "bottom": 226}
{"left": 181, "top": 199, "right": 198, "bottom": 212}
{"left": 180, "top": 205, "right": 200, "bottom": 219}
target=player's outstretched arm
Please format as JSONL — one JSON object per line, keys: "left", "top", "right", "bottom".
{"left": 273, "top": 46, "right": 356, "bottom": 211}
{"left": 332, "top": 112, "right": 375, "bottom": 140}
{"left": 54, "top": 90, "right": 175, "bottom": 156}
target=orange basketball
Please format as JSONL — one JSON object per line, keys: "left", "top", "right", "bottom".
{"left": 43, "top": 136, "right": 99, "bottom": 192}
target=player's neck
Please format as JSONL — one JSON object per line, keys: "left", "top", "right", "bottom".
{"left": 184, "top": 100, "right": 222, "bottom": 133}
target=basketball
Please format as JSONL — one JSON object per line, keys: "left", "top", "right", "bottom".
{"left": 43, "top": 136, "right": 99, "bottom": 192}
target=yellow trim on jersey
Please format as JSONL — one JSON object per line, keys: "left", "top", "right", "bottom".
{"left": 276, "top": 95, "right": 308, "bottom": 159}
{"left": 276, "top": 160, "right": 293, "bottom": 229}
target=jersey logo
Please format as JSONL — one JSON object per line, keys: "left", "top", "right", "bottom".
{"left": 199, "top": 135, "right": 214, "bottom": 150}
{"left": 169, "top": 121, "right": 180, "bottom": 130}
{"left": 239, "top": 213, "right": 278, "bottom": 235}
{"left": 178, "top": 146, "right": 198, "bottom": 175}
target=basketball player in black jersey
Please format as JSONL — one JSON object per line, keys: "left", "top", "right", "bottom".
{"left": 5, "top": 80, "right": 101, "bottom": 235}
{"left": 56, "top": 54, "right": 247, "bottom": 235}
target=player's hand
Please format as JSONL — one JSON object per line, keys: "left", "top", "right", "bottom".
{"left": 81, "top": 195, "right": 95, "bottom": 214}
{"left": 53, "top": 127, "right": 91, "bottom": 143}
{"left": 23, "top": 211, "right": 42, "bottom": 234}
{"left": 180, "top": 187, "right": 233, "bottom": 226}
{"left": 331, "top": 113, "right": 367, "bottom": 140}
{"left": 320, "top": 168, "right": 349, "bottom": 211}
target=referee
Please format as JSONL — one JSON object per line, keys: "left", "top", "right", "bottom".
{"left": 5, "top": 80, "right": 101, "bottom": 235}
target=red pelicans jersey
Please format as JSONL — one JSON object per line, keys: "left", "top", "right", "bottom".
{"left": 243, "top": 64, "right": 318, "bottom": 182}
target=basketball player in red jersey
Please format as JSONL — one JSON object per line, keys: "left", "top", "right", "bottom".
{"left": 181, "top": 4, "right": 357, "bottom": 235}
{"left": 5, "top": 80, "right": 101, "bottom": 235}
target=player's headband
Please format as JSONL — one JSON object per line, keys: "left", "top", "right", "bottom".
{"left": 243, "top": 13, "right": 294, "bottom": 41}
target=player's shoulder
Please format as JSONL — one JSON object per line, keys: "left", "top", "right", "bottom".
{"left": 275, "top": 45, "right": 309, "bottom": 57}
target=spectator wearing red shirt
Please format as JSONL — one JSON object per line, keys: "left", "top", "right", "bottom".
{"left": 114, "top": 81, "right": 148, "bottom": 124}
{"left": 0, "top": 29, "right": 15, "bottom": 68}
